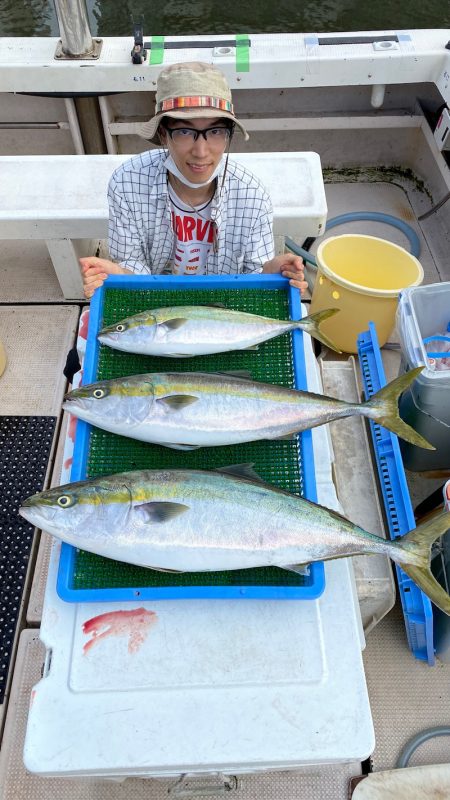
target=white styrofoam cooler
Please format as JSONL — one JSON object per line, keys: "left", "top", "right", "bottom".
{"left": 23, "top": 329, "right": 373, "bottom": 778}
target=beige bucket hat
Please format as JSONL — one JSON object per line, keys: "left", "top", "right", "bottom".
{"left": 139, "top": 61, "right": 249, "bottom": 143}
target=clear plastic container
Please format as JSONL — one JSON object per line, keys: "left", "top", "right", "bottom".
{"left": 396, "top": 282, "right": 450, "bottom": 470}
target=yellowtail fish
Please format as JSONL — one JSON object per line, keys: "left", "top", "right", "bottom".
{"left": 19, "top": 466, "right": 450, "bottom": 615}
{"left": 97, "top": 305, "right": 342, "bottom": 355}
{"left": 63, "top": 367, "right": 434, "bottom": 451}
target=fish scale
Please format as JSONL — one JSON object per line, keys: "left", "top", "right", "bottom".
{"left": 19, "top": 468, "right": 450, "bottom": 615}
{"left": 63, "top": 367, "right": 434, "bottom": 450}
{"left": 98, "top": 304, "right": 342, "bottom": 356}
{"left": 18, "top": 469, "right": 397, "bottom": 572}
{"left": 76, "top": 286, "right": 310, "bottom": 594}
{"left": 59, "top": 286, "right": 433, "bottom": 599}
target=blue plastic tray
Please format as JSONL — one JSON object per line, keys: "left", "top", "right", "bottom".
{"left": 357, "top": 322, "right": 434, "bottom": 665}
{"left": 57, "top": 274, "right": 325, "bottom": 602}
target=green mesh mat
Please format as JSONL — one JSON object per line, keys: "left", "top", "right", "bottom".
{"left": 73, "top": 287, "right": 310, "bottom": 590}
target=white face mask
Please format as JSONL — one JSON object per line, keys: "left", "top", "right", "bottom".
{"left": 164, "top": 154, "right": 224, "bottom": 189}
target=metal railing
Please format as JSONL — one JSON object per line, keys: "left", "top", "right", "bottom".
{"left": 54, "top": 0, "right": 99, "bottom": 58}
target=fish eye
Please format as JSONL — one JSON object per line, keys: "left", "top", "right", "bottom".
{"left": 93, "top": 388, "right": 105, "bottom": 399}
{"left": 57, "top": 495, "right": 73, "bottom": 508}
{"left": 116, "top": 324, "right": 127, "bottom": 332}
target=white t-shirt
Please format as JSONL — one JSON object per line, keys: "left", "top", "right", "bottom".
{"left": 168, "top": 184, "right": 214, "bottom": 275}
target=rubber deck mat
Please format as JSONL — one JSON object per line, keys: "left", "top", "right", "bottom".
{"left": 0, "top": 416, "right": 56, "bottom": 703}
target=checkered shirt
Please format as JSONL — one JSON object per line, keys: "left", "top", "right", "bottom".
{"left": 107, "top": 150, "right": 274, "bottom": 275}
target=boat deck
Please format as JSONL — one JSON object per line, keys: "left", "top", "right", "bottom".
{"left": 0, "top": 178, "right": 449, "bottom": 798}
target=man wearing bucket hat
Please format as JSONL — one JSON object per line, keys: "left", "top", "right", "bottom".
{"left": 80, "top": 61, "right": 306, "bottom": 298}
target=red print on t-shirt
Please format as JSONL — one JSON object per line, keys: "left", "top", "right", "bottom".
{"left": 171, "top": 212, "right": 214, "bottom": 244}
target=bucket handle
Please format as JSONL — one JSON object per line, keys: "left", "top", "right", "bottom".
{"left": 423, "top": 334, "right": 450, "bottom": 359}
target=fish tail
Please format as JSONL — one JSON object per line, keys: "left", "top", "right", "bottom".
{"left": 361, "top": 367, "right": 435, "bottom": 450}
{"left": 394, "top": 511, "right": 450, "bottom": 615}
{"left": 295, "top": 309, "right": 342, "bottom": 353}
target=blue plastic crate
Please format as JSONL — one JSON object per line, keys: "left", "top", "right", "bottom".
{"left": 57, "top": 274, "right": 325, "bottom": 602}
{"left": 357, "top": 322, "right": 434, "bottom": 665}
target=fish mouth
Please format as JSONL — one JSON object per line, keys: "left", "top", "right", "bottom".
{"left": 62, "top": 395, "right": 80, "bottom": 408}
{"left": 61, "top": 397, "right": 90, "bottom": 418}
{"left": 19, "top": 505, "right": 61, "bottom": 538}
{"left": 18, "top": 505, "right": 40, "bottom": 525}
{"left": 98, "top": 331, "right": 119, "bottom": 344}
{"left": 63, "top": 385, "right": 83, "bottom": 401}
{"left": 63, "top": 388, "right": 88, "bottom": 405}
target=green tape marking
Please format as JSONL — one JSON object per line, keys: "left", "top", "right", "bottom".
{"left": 235, "top": 34, "right": 250, "bottom": 72}
{"left": 150, "top": 36, "right": 165, "bottom": 65}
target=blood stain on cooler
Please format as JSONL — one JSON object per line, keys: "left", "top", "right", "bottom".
{"left": 82, "top": 607, "right": 157, "bottom": 654}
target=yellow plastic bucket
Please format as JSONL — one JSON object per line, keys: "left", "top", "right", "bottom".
{"left": 310, "top": 234, "right": 424, "bottom": 353}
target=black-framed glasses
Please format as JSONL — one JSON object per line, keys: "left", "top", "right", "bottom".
{"left": 164, "top": 125, "right": 234, "bottom": 143}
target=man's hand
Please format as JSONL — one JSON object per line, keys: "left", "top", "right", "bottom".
{"left": 262, "top": 253, "right": 308, "bottom": 293}
{"left": 79, "top": 257, "right": 130, "bottom": 300}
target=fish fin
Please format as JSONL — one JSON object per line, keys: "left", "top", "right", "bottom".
{"left": 214, "top": 370, "right": 253, "bottom": 380}
{"left": 284, "top": 563, "right": 311, "bottom": 576}
{"left": 148, "top": 566, "right": 185, "bottom": 573}
{"left": 200, "top": 302, "right": 226, "bottom": 308}
{"left": 151, "top": 440, "right": 201, "bottom": 451}
{"left": 244, "top": 345, "right": 260, "bottom": 351}
{"left": 135, "top": 502, "right": 190, "bottom": 524}
{"left": 164, "top": 353, "right": 193, "bottom": 358}
{"left": 295, "top": 309, "right": 342, "bottom": 353}
{"left": 272, "top": 433, "right": 298, "bottom": 441}
{"left": 395, "top": 511, "right": 450, "bottom": 615}
{"left": 158, "top": 318, "right": 188, "bottom": 332}
{"left": 215, "top": 463, "right": 263, "bottom": 482}
{"left": 362, "top": 367, "right": 435, "bottom": 450}
{"left": 157, "top": 395, "right": 199, "bottom": 410}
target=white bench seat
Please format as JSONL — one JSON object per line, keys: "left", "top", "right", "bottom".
{"left": 0, "top": 152, "right": 327, "bottom": 299}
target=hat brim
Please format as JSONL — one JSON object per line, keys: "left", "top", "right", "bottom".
{"left": 138, "top": 108, "right": 249, "bottom": 143}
